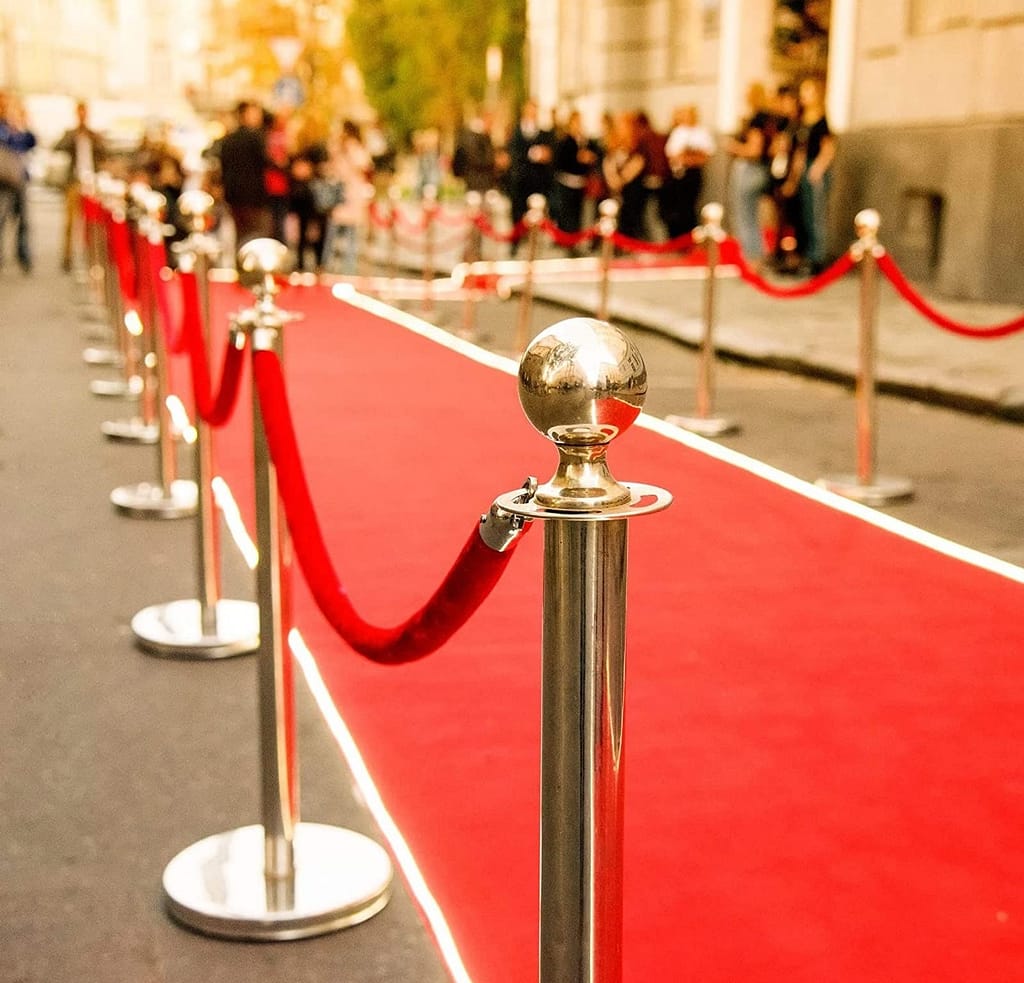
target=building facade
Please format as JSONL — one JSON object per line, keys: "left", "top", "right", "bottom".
{"left": 526, "top": 0, "right": 1024, "bottom": 303}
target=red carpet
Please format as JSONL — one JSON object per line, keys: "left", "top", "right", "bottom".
{"left": 197, "top": 281, "right": 1024, "bottom": 983}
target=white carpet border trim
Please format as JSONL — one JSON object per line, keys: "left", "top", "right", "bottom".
{"left": 214, "top": 474, "right": 473, "bottom": 983}
{"left": 341, "top": 291, "right": 1024, "bottom": 587}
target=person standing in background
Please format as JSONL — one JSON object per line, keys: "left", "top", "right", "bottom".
{"left": 54, "top": 100, "right": 104, "bottom": 273}
{"left": 506, "top": 100, "right": 554, "bottom": 249}
{"left": 551, "top": 110, "right": 596, "bottom": 251}
{"left": 724, "top": 82, "right": 775, "bottom": 268}
{"left": 786, "top": 77, "right": 835, "bottom": 275}
{"left": 452, "top": 108, "right": 497, "bottom": 194}
{"left": 0, "top": 92, "right": 36, "bottom": 273}
{"left": 662, "top": 104, "right": 715, "bottom": 241}
{"left": 216, "top": 101, "right": 272, "bottom": 248}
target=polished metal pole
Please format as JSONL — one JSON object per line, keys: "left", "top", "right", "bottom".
{"left": 665, "top": 203, "right": 738, "bottom": 437}
{"left": 855, "top": 221, "right": 879, "bottom": 488}
{"left": 541, "top": 517, "right": 627, "bottom": 983}
{"left": 131, "top": 190, "right": 260, "bottom": 658}
{"left": 815, "top": 210, "right": 913, "bottom": 505}
{"left": 497, "top": 317, "right": 671, "bottom": 983}
{"left": 596, "top": 199, "right": 618, "bottom": 322}
{"left": 109, "top": 191, "right": 198, "bottom": 518}
{"left": 251, "top": 306, "right": 299, "bottom": 890}
{"left": 422, "top": 184, "right": 437, "bottom": 318}
{"left": 161, "top": 239, "right": 392, "bottom": 941}
{"left": 461, "top": 190, "right": 483, "bottom": 339}
{"left": 515, "top": 194, "right": 545, "bottom": 353}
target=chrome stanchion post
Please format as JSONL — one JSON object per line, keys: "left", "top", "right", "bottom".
{"left": 665, "top": 202, "right": 739, "bottom": 437}
{"left": 515, "top": 193, "right": 546, "bottom": 353}
{"left": 596, "top": 199, "right": 618, "bottom": 322}
{"left": 132, "top": 190, "right": 261, "bottom": 659}
{"left": 461, "top": 190, "right": 484, "bottom": 339}
{"left": 816, "top": 210, "right": 914, "bottom": 505}
{"left": 421, "top": 184, "right": 438, "bottom": 318}
{"left": 82, "top": 174, "right": 126, "bottom": 367}
{"left": 110, "top": 191, "right": 198, "bottom": 518}
{"left": 162, "top": 238, "right": 393, "bottom": 940}
{"left": 387, "top": 184, "right": 401, "bottom": 286}
{"left": 497, "top": 318, "right": 671, "bottom": 983}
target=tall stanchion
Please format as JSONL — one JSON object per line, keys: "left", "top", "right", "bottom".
{"left": 98, "top": 182, "right": 160, "bottom": 441}
{"left": 515, "top": 193, "right": 546, "bottom": 353}
{"left": 110, "top": 191, "right": 198, "bottom": 518}
{"left": 421, "top": 184, "right": 438, "bottom": 319}
{"left": 387, "top": 184, "right": 401, "bottom": 287}
{"left": 132, "top": 190, "right": 260, "bottom": 659}
{"left": 81, "top": 176, "right": 126, "bottom": 368}
{"left": 460, "top": 190, "right": 484, "bottom": 339}
{"left": 816, "top": 210, "right": 914, "bottom": 505}
{"left": 162, "top": 239, "right": 392, "bottom": 939}
{"left": 665, "top": 202, "right": 739, "bottom": 437}
{"left": 92, "top": 178, "right": 146, "bottom": 401}
{"left": 497, "top": 318, "right": 671, "bottom": 983}
{"left": 596, "top": 199, "right": 619, "bottom": 322}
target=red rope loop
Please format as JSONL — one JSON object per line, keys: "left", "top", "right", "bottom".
{"left": 367, "top": 199, "right": 393, "bottom": 229}
{"left": 179, "top": 270, "right": 246, "bottom": 425}
{"left": 393, "top": 206, "right": 430, "bottom": 235}
{"left": 875, "top": 252, "right": 1024, "bottom": 339}
{"left": 145, "top": 238, "right": 185, "bottom": 354}
{"left": 474, "top": 213, "right": 526, "bottom": 244}
{"left": 109, "top": 216, "right": 138, "bottom": 304}
{"left": 539, "top": 219, "right": 598, "bottom": 249}
{"left": 251, "top": 347, "right": 529, "bottom": 664}
{"left": 434, "top": 207, "right": 468, "bottom": 228}
{"left": 609, "top": 230, "right": 697, "bottom": 255}
{"left": 732, "top": 245, "right": 856, "bottom": 298}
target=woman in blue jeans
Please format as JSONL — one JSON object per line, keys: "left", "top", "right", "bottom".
{"left": 788, "top": 77, "right": 835, "bottom": 274}
{"left": 725, "top": 83, "right": 774, "bottom": 267}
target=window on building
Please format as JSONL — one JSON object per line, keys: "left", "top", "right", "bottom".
{"left": 907, "top": 0, "right": 976, "bottom": 34}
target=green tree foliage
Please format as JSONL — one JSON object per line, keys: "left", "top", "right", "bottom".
{"left": 347, "top": 0, "right": 526, "bottom": 142}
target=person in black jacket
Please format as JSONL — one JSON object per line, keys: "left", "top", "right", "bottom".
{"left": 215, "top": 101, "right": 271, "bottom": 247}
{"left": 506, "top": 100, "right": 553, "bottom": 249}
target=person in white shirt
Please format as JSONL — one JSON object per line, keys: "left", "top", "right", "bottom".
{"left": 661, "top": 105, "right": 715, "bottom": 241}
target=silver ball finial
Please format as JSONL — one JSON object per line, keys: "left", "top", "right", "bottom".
{"left": 237, "top": 238, "right": 290, "bottom": 297}
{"left": 179, "top": 190, "right": 215, "bottom": 233}
{"left": 701, "top": 201, "right": 724, "bottom": 226}
{"left": 598, "top": 198, "right": 619, "bottom": 219}
{"left": 855, "top": 208, "right": 881, "bottom": 240}
{"left": 519, "top": 317, "right": 647, "bottom": 510}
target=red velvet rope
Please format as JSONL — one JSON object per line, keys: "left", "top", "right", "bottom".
{"left": 474, "top": 213, "right": 526, "bottom": 244}
{"left": 367, "top": 199, "right": 393, "bottom": 229}
{"left": 251, "top": 347, "right": 528, "bottom": 664}
{"left": 539, "top": 219, "right": 598, "bottom": 249}
{"left": 108, "top": 216, "right": 138, "bottom": 304}
{"left": 610, "top": 230, "right": 697, "bottom": 255}
{"left": 875, "top": 252, "right": 1024, "bottom": 339}
{"left": 732, "top": 246, "right": 856, "bottom": 298}
{"left": 393, "top": 208, "right": 430, "bottom": 235}
{"left": 434, "top": 207, "right": 468, "bottom": 228}
{"left": 146, "top": 239, "right": 185, "bottom": 354}
{"left": 178, "top": 270, "right": 246, "bottom": 425}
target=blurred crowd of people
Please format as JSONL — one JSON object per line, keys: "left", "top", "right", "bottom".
{"left": 0, "top": 77, "right": 834, "bottom": 278}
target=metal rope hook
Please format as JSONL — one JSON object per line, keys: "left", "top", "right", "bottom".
{"left": 161, "top": 237, "right": 393, "bottom": 942}
{"left": 497, "top": 317, "right": 671, "bottom": 983}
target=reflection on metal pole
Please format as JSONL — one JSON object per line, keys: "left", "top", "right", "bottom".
{"left": 816, "top": 210, "right": 914, "bottom": 506}
{"left": 498, "top": 317, "right": 671, "bottom": 983}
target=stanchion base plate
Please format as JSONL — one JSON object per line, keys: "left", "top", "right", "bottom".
{"left": 90, "top": 376, "right": 142, "bottom": 399}
{"left": 101, "top": 418, "right": 159, "bottom": 444}
{"left": 82, "top": 346, "right": 124, "bottom": 367}
{"left": 816, "top": 473, "right": 915, "bottom": 506}
{"left": 111, "top": 480, "right": 198, "bottom": 519}
{"left": 665, "top": 413, "right": 740, "bottom": 438}
{"left": 163, "top": 823, "right": 393, "bottom": 941}
{"left": 132, "top": 598, "right": 259, "bottom": 659}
